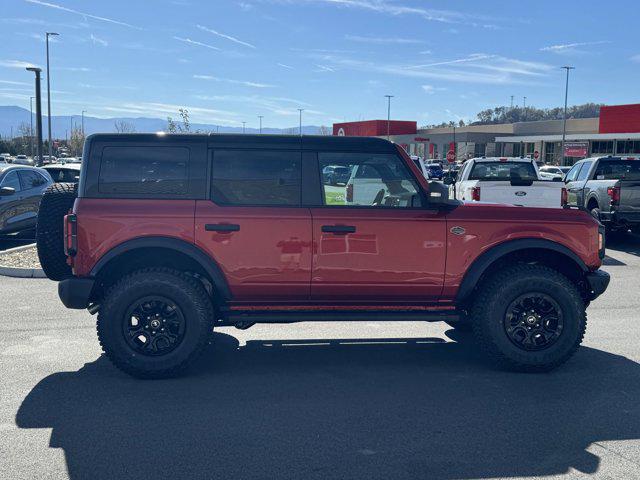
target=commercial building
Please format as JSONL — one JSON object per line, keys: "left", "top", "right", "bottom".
{"left": 333, "top": 103, "right": 640, "bottom": 165}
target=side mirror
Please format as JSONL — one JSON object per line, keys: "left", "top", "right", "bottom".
{"left": 427, "top": 181, "right": 450, "bottom": 205}
{"left": 0, "top": 186, "right": 16, "bottom": 196}
{"left": 442, "top": 174, "right": 454, "bottom": 186}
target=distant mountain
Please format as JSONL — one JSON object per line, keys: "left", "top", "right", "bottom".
{"left": 0, "top": 106, "right": 325, "bottom": 139}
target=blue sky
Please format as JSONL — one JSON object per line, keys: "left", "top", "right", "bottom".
{"left": 1, "top": 0, "right": 639, "bottom": 128}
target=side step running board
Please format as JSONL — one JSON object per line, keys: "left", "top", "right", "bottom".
{"left": 222, "top": 310, "right": 460, "bottom": 325}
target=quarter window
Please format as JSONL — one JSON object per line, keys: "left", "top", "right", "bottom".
{"left": 99, "top": 146, "right": 189, "bottom": 195}
{"left": 211, "top": 150, "right": 301, "bottom": 206}
{"left": 318, "top": 153, "right": 422, "bottom": 208}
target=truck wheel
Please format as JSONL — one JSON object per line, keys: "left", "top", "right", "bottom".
{"left": 36, "top": 182, "right": 78, "bottom": 281}
{"left": 471, "top": 264, "right": 586, "bottom": 372}
{"left": 97, "top": 268, "right": 214, "bottom": 379}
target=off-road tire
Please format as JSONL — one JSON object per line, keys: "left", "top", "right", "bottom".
{"left": 471, "top": 264, "right": 586, "bottom": 372}
{"left": 97, "top": 268, "right": 214, "bottom": 379}
{"left": 36, "top": 182, "right": 78, "bottom": 280}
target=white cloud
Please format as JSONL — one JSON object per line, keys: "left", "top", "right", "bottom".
{"left": 194, "top": 94, "right": 313, "bottom": 116}
{"left": 540, "top": 40, "right": 610, "bottom": 55}
{"left": 277, "top": 63, "right": 294, "bottom": 69}
{"left": 23, "top": 0, "right": 140, "bottom": 29}
{"left": 196, "top": 25, "right": 256, "bottom": 49}
{"left": 0, "top": 79, "right": 31, "bottom": 86}
{"left": 90, "top": 34, "right": 108, "bottom": 47}
{"left": 193, "top": 74, "right": 274, "bottom": 88}
{"left": 315, "top": 64, "right": 335, "bottom": 72}
{"left": 345, "top": 34, "right": 423, "bottom": 44}
{"left": 632, "top": 54, "right": 640, "bottom": 63}
{"left": 422, "top": 85, "right": 435, "bottom": 94}
{"left": 0, "top": 59, "right": 39, "bottom": 69}
{"left": 59, "top": 66, "right": 91, "bottom": 72}
{"left": 173, "top": 37, "right": 220, "bottom": 51}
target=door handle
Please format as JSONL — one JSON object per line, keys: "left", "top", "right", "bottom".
{"left": 205, "top": 223, "right": 240, "bottom": 232}
{"left": 322, "top": 225, "right": 356, "bottom": 234}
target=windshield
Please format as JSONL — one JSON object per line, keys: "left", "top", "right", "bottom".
{"left": 469, "top": 162, "right": 537, "bottom": 181}
{"left": 594, "top": 160, "right": 640, "bottom": 180}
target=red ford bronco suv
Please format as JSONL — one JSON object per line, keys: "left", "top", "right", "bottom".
{"left": 36, "top": 134, "right": 609, "bottom": 378}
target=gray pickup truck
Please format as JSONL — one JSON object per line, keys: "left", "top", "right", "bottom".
{"left": 564, "top": 155, "right": 640, "bottom": 232}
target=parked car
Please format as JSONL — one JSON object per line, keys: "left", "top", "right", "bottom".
{"left": 322, "top": 165, "right": 352, "bottom": 185}
{"left": 447, "top": 157, "right": 565, "bottom": 208}
{"left": 43, "top": 163, "right": 81, "bottom": 183}
{"left": 540, "top": 165, "right": 571, "bottom": 179}
{"left": 0, "top": 164, "right": 53, "bottom": 234}
{"left": 563, "top": 155, "right": 640, "bottom": 232}
{"left": 0, "top": 153, "right": 13, "bottom": 163}
{"left": 36, "top": 133, "right": 608, "bottom": 378}
{"left": 12, "top": 155, "right": 34, "bottom": 166}
{"left": 425, "top": 162, "right": 444, "bottom": 180}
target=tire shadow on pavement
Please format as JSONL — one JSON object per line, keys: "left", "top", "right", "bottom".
{"left": 15, "top": 332, "right": 640, "bottom": 480}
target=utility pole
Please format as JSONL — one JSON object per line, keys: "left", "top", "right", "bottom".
{"left": 45, "top": 32, "right": 59, "bottom": 160}
{"left": 510, "top": 95, "right": 514, "bottom": 109}
{"left": 258, "top": 115, "right": 263, "bottom": 134}
{"left": 384, "top": 95, "right": 394, "bottom": 141}
{"left": 523, "top": 96, "right": 527, "bottom": 122}
{"left": 81, "top": 110, "right": 86, "bottom": 136}
{"left": 29, "top": 96, "right": 35, "bottom": 157}
{"left": 561, "top": 66, "right": 575, "bottom": 166}
{"left": 26, "top": 67, "right": 43, "bottom": 166}
{"left": 298, "top": 109, "right": 304, "bottom": 136}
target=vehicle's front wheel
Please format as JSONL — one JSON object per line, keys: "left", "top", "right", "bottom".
{"left": 97, "top": 268, "right": 214, "bottom": 378}
{"left": 471, "top": 264, "right": 586, "bottom": 372}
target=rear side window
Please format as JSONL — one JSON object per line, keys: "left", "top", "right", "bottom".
{"left": 469, "top": 162, "right": 537, "bottom": 181}
{"left": 211, "top": 150, "right": 301, "bottom": 206}
{"left": 594, "top": 160, "right": 640, "bottom": 180}
{"left": 18, "top": 170, "right": 48, "bottom": 189}
{"left": 99, "top": 146, "right": 189, "bottom": 195}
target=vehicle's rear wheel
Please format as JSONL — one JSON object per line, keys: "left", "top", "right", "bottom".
{"left": 97, "top": 268, "right": 214, "bottom": 379}
{"left": 471, "top": 264, "right": 586, "bottom": 372}
{"left": 36, "top": 182, "right": 78, "bottom": 280}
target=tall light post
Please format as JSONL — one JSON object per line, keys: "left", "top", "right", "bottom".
{"left": 384, "top": 94, "right": 394, "bottom": 141}
{"left": 26, "top": 67, "right": 43, "bottom": 166}
{"left": 242, "top": 121, "right": 246, "bottom": 134}
{"left": 523, "top": 96, "right": 527, "bottom": 121}
{"left": 258, "top": 115, "right": 264, "bottom": 134}
{"left": 298, "top": 109, "right": 304, "bottom": 137}
{"left": 29, "top": 96, "right": 35, "bottom": 157}
{"left": 45, "top": 32, "right": 59, "bottom": 160}
{"left": 81, "top": 110, "right": 86, "bottom": 136}
{"left": 561, "top": 66, "right": 575, "bottom": 166}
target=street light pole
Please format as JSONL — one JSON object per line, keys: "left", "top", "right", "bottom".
{"left": 45, "top": 32, "right": 59, "bottom": 160}
{"left": 29, "top": 96, "right": 35, "bottom": 157}
{"left": 26, "top": 67, "right": 43, "bottom": 167}
{"left": 561, "top": 66, "right": 575, "bottom": 166}
{"left": 242, "top": 121, "right": 246, "bottom": 134}
{"left": 298, "top": 109, "right": 304, "bottom": 137}
{"left": 384, "top": 95, "right": 394, "bottom": 141}
{"left": 258, "top": 115, "right": 263, "bottom": 134}
{"left": 81, "top": 110, "right": 86, "bottom": 136}
{"left": 523, "top": 96, "right": 527, "bottom": 121}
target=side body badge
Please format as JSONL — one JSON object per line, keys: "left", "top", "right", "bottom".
{"left": 450, "top": 226, "right": 466, "bottom": 236}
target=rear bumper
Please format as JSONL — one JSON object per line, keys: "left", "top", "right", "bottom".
{"left": 585, "top": 269, "right": 610, "bottom": 301}
{"left": 600, "top": 210, "right": 640, "bottom": 226}
{"left": 58, "top": 277, "right": 95, "bottom": 309}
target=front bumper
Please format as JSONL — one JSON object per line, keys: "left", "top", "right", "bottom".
{"left": 585, "top": 269, "right": 610, "bottom": 301}
{"left": 58, "top": 277, "right": 95, "bottom": 309}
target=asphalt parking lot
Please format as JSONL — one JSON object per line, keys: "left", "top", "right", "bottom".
{"left": 1, "top": 234, "right": 639, "bottom": 480}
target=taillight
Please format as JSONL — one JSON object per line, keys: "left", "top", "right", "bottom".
{"left": 64, "top": 214, "right": 77, "bottom": 256}
{"left": 471, "top": 186, "right": 481, "bottom": 201}
{"left": 561, "top": 187, "right": 568, "bottom": 207}
{"left": 607, "top": 186, "right": 620, "bottom": 206}
{"left": 346, "top": 183, "right": 353, "bottom": 202}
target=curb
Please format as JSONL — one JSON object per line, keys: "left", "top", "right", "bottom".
{"left": 0, "top": 243, "right": 46, "bottom": 279}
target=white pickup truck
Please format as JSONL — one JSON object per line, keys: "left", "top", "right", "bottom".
{"left": 446, "top": 157, "right": 566, "bottom": 208}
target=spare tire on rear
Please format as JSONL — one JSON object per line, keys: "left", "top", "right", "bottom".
{"left": 36, "top": 182, "right": 78, "bottom": 281}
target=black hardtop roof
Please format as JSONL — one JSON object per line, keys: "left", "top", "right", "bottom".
{"left": 85, "top": 133, "right": 398, "bottom": 153}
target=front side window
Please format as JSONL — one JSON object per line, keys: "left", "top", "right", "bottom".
{"left": 576, "top": 161, "right": 593, "bottom": 181}
{"left": 99, "top": 146, "right": 189, "bottom": 195}
{"left": 319, "top": 153, "right": 422, "bottom": 208}
{"left": 564, "top": 164, "right": 582, "bottom": 182}
{"left": 0, "top": 171, "right": 21, "bottom": 191}
{"left": 468, "top": 162, "right": 537, "bottom": 181}
{"left": 211, "top": 150, "right": 301, "bottom": 206}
